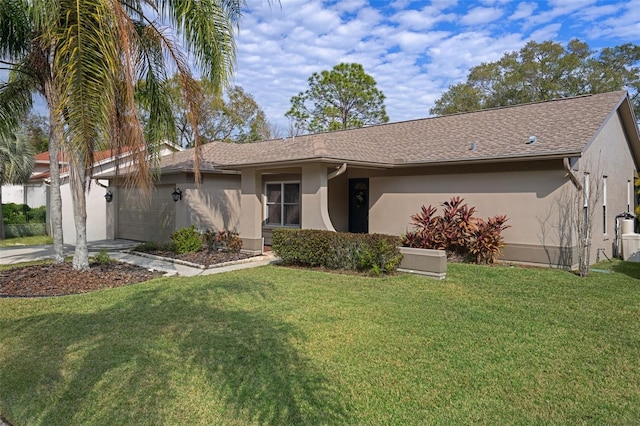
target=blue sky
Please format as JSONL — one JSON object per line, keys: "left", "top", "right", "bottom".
{"left": 233, "top": 0, "right": 640, "bottom": 132}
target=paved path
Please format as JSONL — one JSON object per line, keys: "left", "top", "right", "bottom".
{"left": 0, "top": 239, "right": 275, "bottom": 277}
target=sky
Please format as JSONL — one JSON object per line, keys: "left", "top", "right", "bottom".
{"left": 232, "top": 0, "right": 640, "bottom": 133}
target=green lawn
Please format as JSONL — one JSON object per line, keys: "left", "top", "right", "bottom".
{"left": 0, "top": 235, "right": 52, "bottom": 247}
{"left": 1, "top": 261, "right": 639, "bottom": 424}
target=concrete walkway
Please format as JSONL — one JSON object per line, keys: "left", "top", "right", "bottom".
{"left": 0, "top": 239, "right": 275, "bottom": 277}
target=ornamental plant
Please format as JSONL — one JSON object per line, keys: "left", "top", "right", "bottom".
{"left": 202, "top": 229, "right": 243, "bottom": 253}
{"left": 402, "top": 196, "right": 510, "bottom": 264}
{"left": 171, "top": 226, "right": 203, "bottom": 254}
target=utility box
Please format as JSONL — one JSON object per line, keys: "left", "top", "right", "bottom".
{"left": 621, "top": 219, "right": 635, "bottom": 235}
{"left": 622, "top": 233, "right": 640, "bottom": 262}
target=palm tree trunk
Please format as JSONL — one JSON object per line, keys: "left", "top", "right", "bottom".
{"left": 45, "top": 81, "right": 65, "bottom": 263}
{"left": 70, "top": 151, "right": 89, "bottom": 270}
{"left": 0, "top": 188, "right": 5, "bottom": 240}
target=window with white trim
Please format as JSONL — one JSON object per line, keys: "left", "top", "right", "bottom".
{"left": 583, "top": 172, "right": 590, "bottom": 240}
{"left": 265, "top": 182, "right": 300, "bottom": 226}
{"left": 602, "top": 175, "right": 607, "bottom": 234}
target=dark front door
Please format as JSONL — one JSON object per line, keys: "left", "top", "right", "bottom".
{"left": 349, "top": 178, "right": 369, "bottom": 233}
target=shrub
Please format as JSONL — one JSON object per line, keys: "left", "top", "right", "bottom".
{"left": 271, "top": 229, "right": 402, "bottom": 274}
{"left": 171, "top": 225, "right": 202, "bottom": 254}
{"left": 4, "top": 223, "right": 46, "bottom": 237}
{"left": 90, "top": 249, "right": 113, "bottom": 265}
{"left": 2, "top": 203, "right": 28, "bottom": 224}
{"left": 2, "top": 204, "right": 46, "bottom": 224}
{"left": 202, "top": 229, "right": 243, "bottom": 253}
{"left": 27, "top": 206, "right": 46, "bottom": 223}
{"left": 201, "top": 230, "right": 217, "bottom": 250}
{"left": 402, "top": 196, "right": 510, "bottom": 264}
{"left": 470, "top": 215, "right": 510, "bottom": 264}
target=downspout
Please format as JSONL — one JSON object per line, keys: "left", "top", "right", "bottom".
{"left": 564, "top": 158, "right": 582, "bottom": 191}
{"left": 328, "top": 163, "right": 347, "bottom": 180}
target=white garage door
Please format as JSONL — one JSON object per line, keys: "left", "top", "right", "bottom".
{"left": 117, "top": 185, "right": 175, "bottom": 242}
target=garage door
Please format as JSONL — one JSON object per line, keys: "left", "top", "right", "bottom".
{"left": 117, "top": 185, "right": 175, "bottom": 242}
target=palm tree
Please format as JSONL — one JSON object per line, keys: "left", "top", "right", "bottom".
{"left": 0, "top": 0, "right": 245, "bottom": 269}
{"left": 0, "top": 132, "right": 35, "bottom": 239}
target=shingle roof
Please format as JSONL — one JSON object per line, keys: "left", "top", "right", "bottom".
{"left": 162, "top": 91, "right": 635, "bottom": 171}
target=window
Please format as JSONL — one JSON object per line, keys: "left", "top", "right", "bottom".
{"left": 602, "top": 175, "right": 607, "bottom": 234}
{"left": 265, "top": 182, "right": 300, "bottom": 226}
{"left": 583, "top": 173, "right": 590, "bottom": 240}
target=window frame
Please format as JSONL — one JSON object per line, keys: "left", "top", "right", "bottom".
{"left": 264, "top": 181, "right": 301, "bottom": 227}
{"left": 602, "top": 175, "right": 607, "bottom": 235}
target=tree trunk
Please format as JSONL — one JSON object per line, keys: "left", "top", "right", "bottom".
{"left": 45, "top": 82, "right": 65, "bottom": 264}
{"left": 0, "top": 188, "right": 5, "bottom": 240}
{"left": 70, "top": 151, "right": 90, "bottom": 271}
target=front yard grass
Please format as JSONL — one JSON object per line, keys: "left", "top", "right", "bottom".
{"left": 1, "top": 260, "right": 639, "bottom": 424}
{"left": 0, "top": 235, "right": 53, "bottom": 247}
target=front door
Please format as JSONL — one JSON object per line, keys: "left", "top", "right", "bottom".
{"left": 349, "top": 178, "right": 369, "bottom": 233}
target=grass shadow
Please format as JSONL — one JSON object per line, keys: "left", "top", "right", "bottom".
{"left": 0, "top": 276, "right": 350, "bottom": 424}
{"left": 609, "top": 259, "right": 640, "bottom": 280}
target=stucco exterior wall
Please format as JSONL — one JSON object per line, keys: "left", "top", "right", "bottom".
{"left": 328, "top": 172, "right": 349, "bottom": 232}
{"left": 2, "top": 183, "right": 47, "bottom": 207}
{"left": 61, "top": 179, "right": 108, "bottom": 244}
{"left": 368, "top": 166, "right": 577, "bottom": 266}
{"left": 176, "top": 174, "right": 241, "bottom": 233}
{"left": 580, "top": 111, "right": 638, "bottom": 260}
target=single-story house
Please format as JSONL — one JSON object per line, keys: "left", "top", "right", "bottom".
{"left": 106, "top": 90, "right": 640, "bottom": 268}
{"left": 4, "top": 142, "right": 181, "bottom": 244}
{"left": 2, "top": 151, "right": 62, "bottom": 208}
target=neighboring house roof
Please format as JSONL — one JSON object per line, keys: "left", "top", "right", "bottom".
{"left": 159, "top": 91, "right": 640, "bottom": 172}
{"left": 33, "top": 142, "right": 182, "bottom": 180}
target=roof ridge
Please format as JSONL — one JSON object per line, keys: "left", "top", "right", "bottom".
{"left": 427, "top": 90, "right": 627, "bottom": 119}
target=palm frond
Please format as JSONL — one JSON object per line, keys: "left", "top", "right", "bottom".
{"left": 0, "top": 131, "right": 35, "bottom": 185}
{"left": 0, "top": 71, "right": 36, "bottom": 137}
{"left": 54, "top": 0, "right": 119, "bottom": 178}
{"left": 0, "top": 0, "right": 32, "bottom": 59}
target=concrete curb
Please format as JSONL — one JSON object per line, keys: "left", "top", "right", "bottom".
{"left": 129, "top": 250, "right": 273, "bottom": 270}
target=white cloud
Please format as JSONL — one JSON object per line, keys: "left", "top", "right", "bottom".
{"left": 584, "top": 0, "right": 640, "bottom": 41}
{"left": 12, "top": 0, "right": 639, "bottom": 129}
{"left": 390, "top": 4, "right": 458, "bottom": 31}
{"left": 576, "top": 4, "right": 619, "bottom": 21}
{"left": 460, "top": 6, "right": 505, "bottom": 26}
{"left": 527, "top": 23, "right": 562, "bottom": 42}
{"left": 509, "top": 2, "right": 537, "bottom": 20}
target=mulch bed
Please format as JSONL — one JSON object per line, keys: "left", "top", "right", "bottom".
{"left": 0, "top": 262, "right": 163, "bottom": 297}
{"left": 139, "top": 249, "right": 254, "bottom": 267}
{"left": 0, "top": 250, "right": 255, "bottom": 298}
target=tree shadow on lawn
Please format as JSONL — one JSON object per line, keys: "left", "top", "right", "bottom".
{"left": 0, "top": 276, "right": 350, "bottom": 425}
{"left": 610, "top": 260, "right": 640, "bottom": 280}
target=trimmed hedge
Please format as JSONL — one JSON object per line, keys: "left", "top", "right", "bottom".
{"left": 2, "top": 203, "right": 46, "bottom": 224}
{"left": 271, "top": 229, "right": 402, "bottom": 274}
{"left": 5, "top": 223, "right": 47, "bottom": 238}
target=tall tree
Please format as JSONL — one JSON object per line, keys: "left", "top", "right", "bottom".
{"left": 0, "top": 1, "right": 66, "bottom": 263}
{"left": 286, "top": 63, "right": 389, "bottom": 134}
{"left": 431, "top": 40, "right": 640, "bottom": 116}
{"left": 0, "top": 131, "right": 34, "bottom": 239}
{"left": 162, "top": 80, "right": 274, "bottom": 146}
{"left": 20, "top": 113, "right": 49, "bottom": 153}
{"left": 0, "top": 0, "right": 244, "bottom": 270}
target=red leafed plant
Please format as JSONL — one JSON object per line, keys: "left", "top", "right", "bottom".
{"left": 469, "top": 215, "right": 510, "bottom": 264}
{"left": 401, "top": 197, "right": 510, "bottom": 264}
